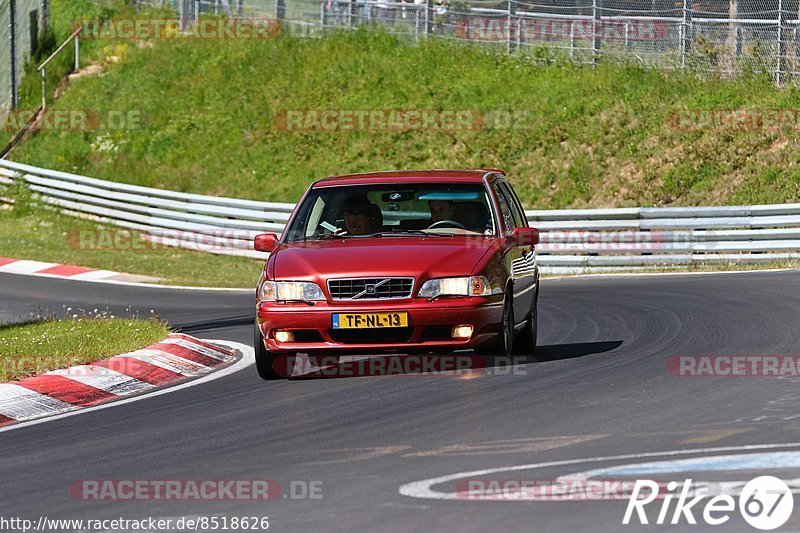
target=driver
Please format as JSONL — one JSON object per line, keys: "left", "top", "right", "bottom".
{"left": 428, "top": 200, "right": 456, "bottom": 223}
{"left": 343, "top": 196, "right": 379, "bottom": 235}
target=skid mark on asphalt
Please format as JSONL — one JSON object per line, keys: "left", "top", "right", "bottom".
{"left": 300, "top": 446, "right": 412, "bottom": 466}
{"left": 679, "top": 428, "right": 752, "bottom": 444}
{"left": 403, "top": 435, "right": 605, "bottom": 458}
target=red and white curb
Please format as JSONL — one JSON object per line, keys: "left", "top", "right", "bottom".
{"left": 0, "top": 333, "right": 236, "bottom": 428}
{"left": 0, "top": 257, "right": 161, "bottom": 283}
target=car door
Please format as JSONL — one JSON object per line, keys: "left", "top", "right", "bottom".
{"left": 493, "top": 179, "right": 536, "bottom": 325}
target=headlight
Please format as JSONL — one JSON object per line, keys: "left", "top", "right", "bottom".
{"left": 418, "top": 276, "right": 492, "bottom": 298}
{"left": 259, "top": 281, "right": 325, "bottom": 302}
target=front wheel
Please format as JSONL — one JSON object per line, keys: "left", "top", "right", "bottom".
{"left": 254, "top": 320, "right": 285, "bottom": 380}
{"left": 514, "top": 296, "right": 537, "bottom": 355}
{"left": 477, "top": 295, "right": 514, "bottom": 356}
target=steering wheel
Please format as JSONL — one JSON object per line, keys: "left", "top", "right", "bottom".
{"left": 427, "top": 219, "right": 467, "bottom": 230}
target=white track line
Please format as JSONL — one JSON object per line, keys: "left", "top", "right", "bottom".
{"left": 399, "top": 442, "right": 800, "bottom": 501}
{"left": 0, "top": 340, "right": 253, "bottom": 434}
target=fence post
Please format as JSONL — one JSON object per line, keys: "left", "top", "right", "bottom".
{"left": 40, "top": 67, "right": 45, "bottom": 111}
{"left": 424, "top": 0, "right": 433, "bottom": 36}
{"left": 569, "top": 20, "right": 575, "bottom": 59}
{"left": 680, "top": 0, "right": 691, "bottom": 69}
{"left": 777, "top": 0, "right": 785, "bottom": 85}
{"left": 624, "top": 21, "right": 629, "bottom": 50}
{"left": 507, "top": 0, "right": 515, "bottom": 54}
{"left": 179, "top": 0, "right": 186, "bottom": 32}
{"left": 194, "top": 0, "right": 200, "bottom": 23}
{"left": 349, "top": 0, "right": 357, "bottom": 28}
{"left": 9, "top": 0, "right": 17, "bottom": 109}
{"left": 592, "top": 0, "right": 601, "bottom": 64}
{"left": 74, "top": 33, "right": 79, "bottom": 72}
{"left": 277, "top": 0, "right": 286, "bottom": 22}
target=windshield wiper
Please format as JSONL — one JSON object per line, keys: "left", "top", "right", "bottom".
{"left": 301, "top": 233, "right": 351, "bottom": 241}
{"left": 368, "top": 230, "right": 454, "bottom": 237}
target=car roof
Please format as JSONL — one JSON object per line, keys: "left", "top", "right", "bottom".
{"left": 313, "top": 169, "right": 504, "bottom": 188}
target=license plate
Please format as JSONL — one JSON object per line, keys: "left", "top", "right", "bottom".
{"left": 332, "top": 312, "right": 408, "bottom": 329}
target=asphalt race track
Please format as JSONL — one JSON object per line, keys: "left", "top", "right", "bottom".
{"left": 3, "top": 270, "right": 800, "bottom": 532}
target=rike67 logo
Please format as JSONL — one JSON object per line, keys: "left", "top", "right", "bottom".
{"left": 623, "top": 476, "right": 794, "bottom": 530}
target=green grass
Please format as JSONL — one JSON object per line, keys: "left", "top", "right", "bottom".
{"left": 0, "top": 314, "right": 169, "bottom": 381}
{"left": 7, "top": 27, "right": 800, "bottom": 209}
{"left": 0, "top": 194, "right": 262, "bottom": 288}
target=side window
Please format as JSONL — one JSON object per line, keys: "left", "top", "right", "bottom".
{"left": 494, "top": 183, "right": 515, "bottom": 233}
{"left": 500, "top": 182, "right": 527, "bottom": 228}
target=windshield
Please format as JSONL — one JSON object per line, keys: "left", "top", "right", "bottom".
{"left": 283, "top": 183, "right": 496, "bottom": 242}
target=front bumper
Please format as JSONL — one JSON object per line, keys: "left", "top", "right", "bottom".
{"left": 256, "top": 295, "right": 504, "bottom": 353}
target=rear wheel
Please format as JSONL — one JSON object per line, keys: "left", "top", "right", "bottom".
{"left": 254, "top": 320, "right": 287, "bottom": 380}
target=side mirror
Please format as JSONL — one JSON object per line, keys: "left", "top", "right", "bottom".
{"left": 254, "top": 233, "right": 279, "bottom": 253}
{"left": 511, "top": 227, "right": 539, "bottom": 247}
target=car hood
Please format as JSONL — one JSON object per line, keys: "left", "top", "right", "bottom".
{"left": 271, "top": 236, "right": 497, "bottom": 281}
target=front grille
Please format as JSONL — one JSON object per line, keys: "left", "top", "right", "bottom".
{"left": 329, "top": 327, "right": 414, "bottom": 344}
{"left": 327, "top": 277, "right": 414, "bottom": 300}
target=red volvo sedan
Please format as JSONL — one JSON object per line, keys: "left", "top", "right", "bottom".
{"left": 254, "top": 169, "right": 539, "bottom": 379}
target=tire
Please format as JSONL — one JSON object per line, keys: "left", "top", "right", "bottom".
{"left": 254, "top": 320, "right": 283, "bottom": 380}
{"left": 477, "top": 293, "right": 514, "bottom": 356}
{"left": 514, "top": 287, "right": 538, "bottom": 356}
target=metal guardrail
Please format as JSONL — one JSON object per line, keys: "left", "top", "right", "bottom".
{"left": 2, "top": 158, "right": 800, "bottom": 272}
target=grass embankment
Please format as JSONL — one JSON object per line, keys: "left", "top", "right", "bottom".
{"left": 7, "top": 28, "right": 800, "bottom": 208}
{"left": 3, "top": 0, "right": 165, "bottom": 147}
{"left": 0, "top": 313, "right": 169, "bottom": 381}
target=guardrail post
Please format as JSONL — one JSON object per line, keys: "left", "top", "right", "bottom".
{"left": 74, "top": 33, "right": 79, "bottom": 72}
{"left": 9, "top": 0, "right": 17, "bottom": 109}
{"left": 680, "top": 0, "right": 691, "bottom": 69}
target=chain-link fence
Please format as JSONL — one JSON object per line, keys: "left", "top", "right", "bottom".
{"left": 164, "top": 0, "right": 800, "bottom": 84}
{"left": 0, "top": 0, "right": 48, "bottom": 113}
